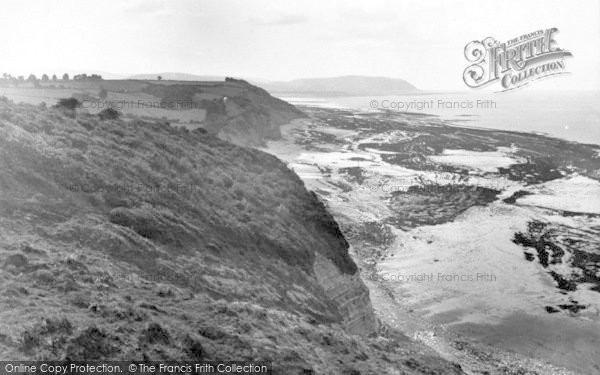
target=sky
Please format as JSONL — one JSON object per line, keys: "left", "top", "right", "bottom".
{"left": 0, "top": 0, "right": 598, "bottom": 90}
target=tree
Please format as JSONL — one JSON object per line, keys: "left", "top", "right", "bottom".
{"left": 157, "top": 75, "right": 162, "bottom": 81}
{"left": 72, "top": 74, "right": 90, "bottom": 81}
{"left": 27, "top": 74, "right": 37, "bottom": 82}
{"left": 41, "top": 74, "right": 49, "bottom": 81}
{"left": 62, "top": 73, "right": 69, "bottom": 81}
{"left": 52, "top": 74, "right": 57, "bottom": 81}
{"left": 17, "top": 76, "right": 24, "bottom": 82}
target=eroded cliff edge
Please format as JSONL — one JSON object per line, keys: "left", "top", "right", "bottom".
{"left": 141, "top": 78, "right": 306, "bottom": 147}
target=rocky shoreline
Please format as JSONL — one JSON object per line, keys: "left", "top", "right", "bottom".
{"left": 263, "top": 105, "right": 600, "bottom": 374}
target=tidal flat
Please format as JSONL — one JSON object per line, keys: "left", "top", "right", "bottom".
{"left": 264, "top": 106, "right": 600, "bottom": 374}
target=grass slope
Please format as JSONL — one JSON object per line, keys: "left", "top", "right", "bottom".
{"left": 0, "top": 99, "right": 463, "bottom": 374}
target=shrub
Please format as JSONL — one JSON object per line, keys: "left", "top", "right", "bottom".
{"left": 141, "top": 322, "right": 171, "bottom": 344}
{"left": 65, "top": 327, "right": 116, "bottom": 359}
{"left": 69, "top": 293, "right": 91, "bottom": 309}
{"left": 34, "top": 269, "right": 56, "bottom": 284}
{"left": 40, "top": 317, "right": 73, "bottom": 335}
{"left": 4, "top": 253, "right": 28, "bottom": 268}
{"left": 20, "top": 330, "right": 40, "bottom": 353}
{"left": 19, "top": 317, "right": 73, "bottom": 354}
{"left": 233, "top": 186, "right": 244, "bottom": 200}
{"left": 98, "top": 108, "right": 121, "bottom": 121}
{"left": 222, "top": 175, "right": 234, "bottom": 189}
{"left": 54, "top": 98, "right": 81, "bottom": 111}
{"left": 182, "top": 334, "right": 204, "bottom": 360}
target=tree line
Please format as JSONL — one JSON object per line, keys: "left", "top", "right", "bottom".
{"left": 0, "top": 73, "right": 103, "bottom": 86}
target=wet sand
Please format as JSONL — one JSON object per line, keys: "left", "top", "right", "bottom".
{"left": 453, "top": 312, "right": 600, "bottom": 375}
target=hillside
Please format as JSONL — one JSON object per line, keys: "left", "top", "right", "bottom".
{"left": 0, "top": 78, "right": 305, "bottom": 146}
{"left": 140, "top": 78, "right": 305, "bottom": 145}
{"left": 0, "top": 98, "right": 464, "bottom": 374}
{"left": 262, "top": 76, "right": 418, "bottom": 96}
{"left": 127, "top": 74, "right": 420, "bottom": 96}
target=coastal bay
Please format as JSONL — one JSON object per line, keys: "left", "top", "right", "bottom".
{"left": 264, "top": 105, "right": 600, "bottom": 374}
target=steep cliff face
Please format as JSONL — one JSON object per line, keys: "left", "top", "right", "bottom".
{"left": 313, "top": 253, "right": 378, "bottom": 336}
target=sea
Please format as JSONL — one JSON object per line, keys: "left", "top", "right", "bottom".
{"left": 280, "top": 90, "right": 600, "bottom": 146}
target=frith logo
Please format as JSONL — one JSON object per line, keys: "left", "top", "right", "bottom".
{"left": 463, "top": 28, "right": 572, "bottom": 91}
